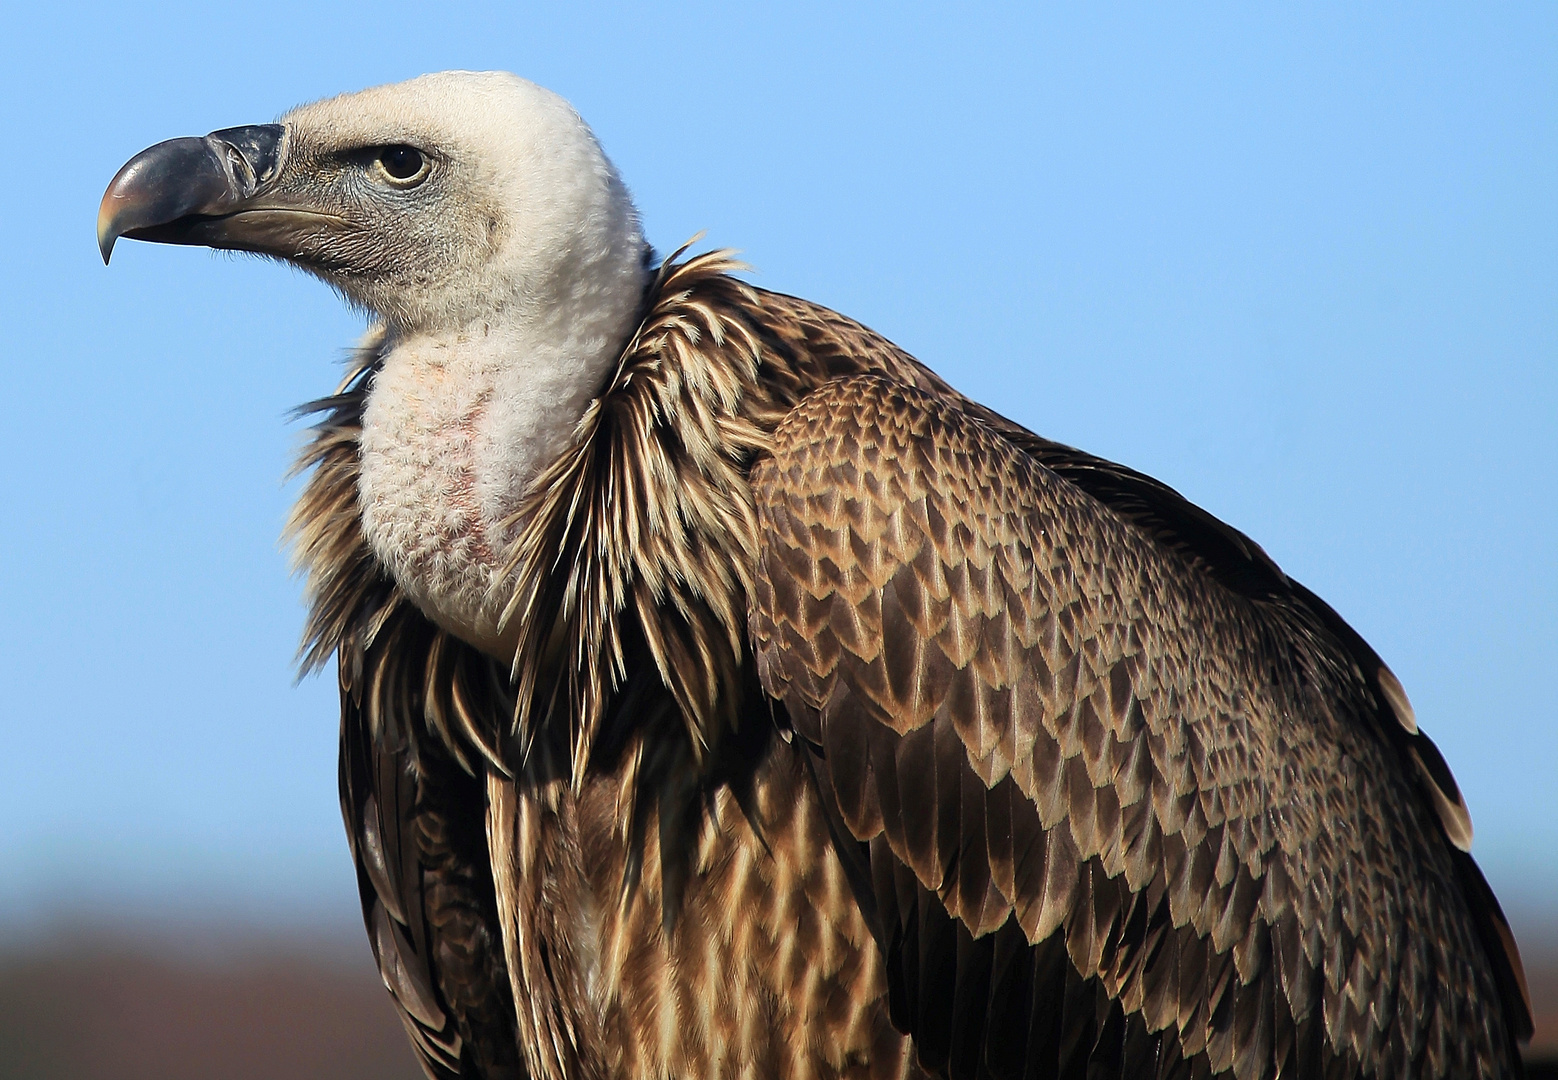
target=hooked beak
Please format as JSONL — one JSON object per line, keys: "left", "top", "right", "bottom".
{"left": 98, "top": 124, "right": 325, "bottom": 264}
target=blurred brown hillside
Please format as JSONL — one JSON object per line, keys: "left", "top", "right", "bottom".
{"left": 0, "top": 924, "right": 1553, "bottom": 1078}
{"left": 0, "top": 930, "right": 421, "bottom": 1080}
{"left": 1530, "top": 929, "right": 1558, "bottom": 1074}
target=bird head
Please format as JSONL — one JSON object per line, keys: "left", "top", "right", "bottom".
{"left": 98, "top": 71, "right": 648, "bottom": 337}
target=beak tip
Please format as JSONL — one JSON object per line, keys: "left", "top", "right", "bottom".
{"left": 97, "top": 191, "right": 121, "bottom": 265}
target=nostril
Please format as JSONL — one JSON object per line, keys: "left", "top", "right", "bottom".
{"left": 206, "top": 123, "right": 287, "bottom": 194}
{"left": 225, "top": 144, "right": 258, "bottom": 196}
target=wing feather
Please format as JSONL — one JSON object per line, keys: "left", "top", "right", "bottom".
{"left": 750, "top": 374, "right": 1526, "bottom": 1079}
{"left": 338, "top": 605, "right": 526, "bottom": 1080}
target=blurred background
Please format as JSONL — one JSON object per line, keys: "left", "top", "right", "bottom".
{"left": 2, "top": 2, "right": 1553, "bottom": 1076}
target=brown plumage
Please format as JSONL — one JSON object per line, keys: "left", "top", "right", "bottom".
{"left": 95, "top": 70, "right": 1531, "bottom": 1080}
{"left": 288, "top": 249, "right": 1530, "bottom": 1079}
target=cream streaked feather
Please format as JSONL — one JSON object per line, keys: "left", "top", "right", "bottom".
{"left": 498, "top": 246, "right": 771, "bottom": 772}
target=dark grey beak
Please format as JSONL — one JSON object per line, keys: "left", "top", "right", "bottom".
{"left": 97, "top": 125, "right": 287, "bottom": 263}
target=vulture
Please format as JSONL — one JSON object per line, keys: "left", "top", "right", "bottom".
{"left": 99, "top": 71, "right": 1532, "bottom": 1080}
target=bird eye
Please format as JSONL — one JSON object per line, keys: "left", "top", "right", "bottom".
{"left": 376, "top": 145, "right": 428, "bottom": 185}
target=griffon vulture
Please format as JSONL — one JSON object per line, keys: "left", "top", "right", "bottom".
{"left": 99, "top": 71, "right": 1532, "bottom": 1080}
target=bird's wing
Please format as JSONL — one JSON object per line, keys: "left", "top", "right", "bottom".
{"left": 748, "top": 374, "right": 1529, "bottom": 1080}
{"left": 337, "top": 604, "right": 525, "bottom": 1080}
{"left": 292, "top": 356, "right": 523, "bottom": 1080}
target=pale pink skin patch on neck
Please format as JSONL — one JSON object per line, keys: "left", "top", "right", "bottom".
{"left": 355, "top": 298, "right": 639, "bottom": 661}
{"left": 358, "top": 330, "right": 511, "bottom": 655}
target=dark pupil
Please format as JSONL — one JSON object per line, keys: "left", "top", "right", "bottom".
{"left": 381, "top": 146, "right": 423, "bottom": 180}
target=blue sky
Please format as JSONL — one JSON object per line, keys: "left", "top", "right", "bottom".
{"left": 1, "top": 3, "right": 1553, "bottom": 941}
